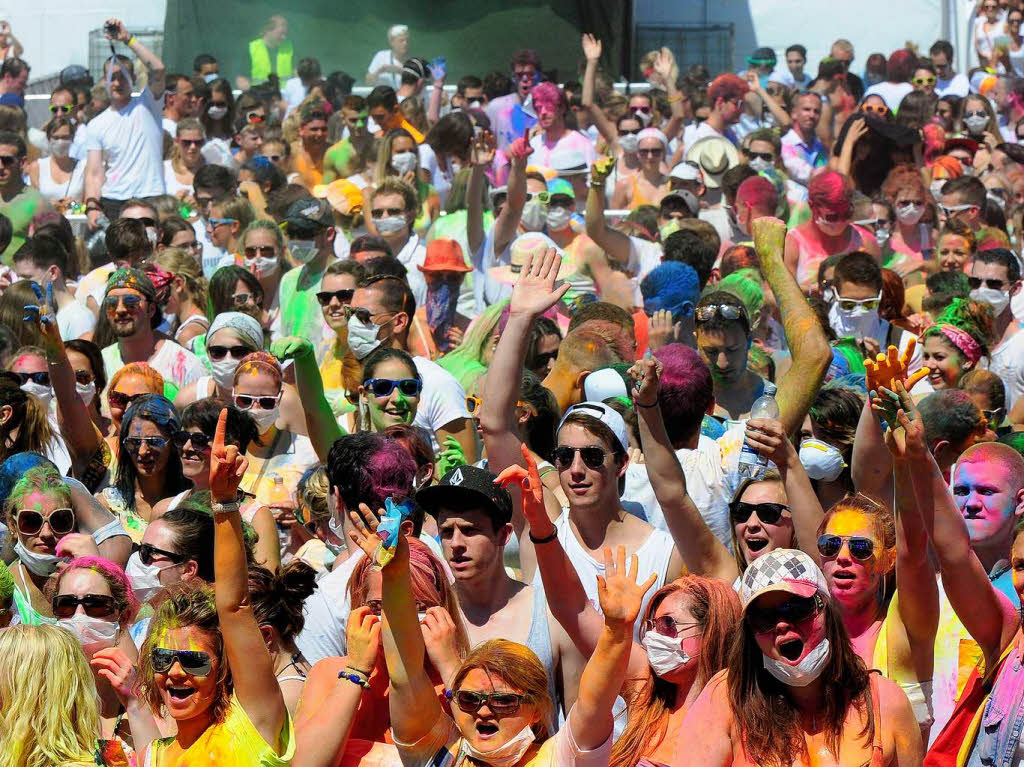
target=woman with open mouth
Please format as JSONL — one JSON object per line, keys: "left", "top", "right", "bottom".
{"left": 347, "top": 499, "right": 635, "bottom": 767}
{"left": 98, "top": 395, "right": 191, "bottom": 545}
{"left": 675, "top": 548, "right": 922, "bottom": 766}
{"left": 356, "top": 347, "right": 422, "bottom": 433}
{"left": 135, "top": 408, "right": 294, "bottom": 764}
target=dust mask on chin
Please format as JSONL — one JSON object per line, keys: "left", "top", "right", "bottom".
{"left": 460, "top": 725, "right": 536, "bottom": 767}
{"left": 762, "top": 637, "right": 831, "bottom": 687}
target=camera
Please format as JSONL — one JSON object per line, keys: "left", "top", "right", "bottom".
{"left": 104, "top": 21, "right": 118, "bottom": 36}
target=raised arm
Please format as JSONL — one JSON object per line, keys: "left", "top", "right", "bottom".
{"left": 466, "top": 131, "right": 496, "bottom": 259}
{"left": 752, "top": 217, "right": 831, "bottom": 437}
{"left": 210, "top": 409, "right": 288, "bottom": 746}
{"left": 580, "top": 35, "right": 618, "bottom": 147}
{"left": 630, "top": 355, "right": 737, "bottom": 582}
{"left": 493, "top": 130, "right": 533, "bottom": 257}
{"left": 426, "top": 61, "right": 446, "bottom": 126}
{"left": 742, "top": 417, "right": 826, "bottom": 567}
{"left": 877, "top": 383, "right": 1018, "bottom": 664}
{"left": 744, "top": 73, "right": 791, "bottom": 133}
{"left": 84, "top": 150, "right": 106, "bottom": 229}
{"left": 270, "top": 337, "right": 342, "bottom": 462}
{"left": 584, "top": 156, "right": 632, "bottom": 267}
{"left": 292, "top": 607, "right": 381, "bottom": 767}
{"left": 26, "top": 283, "right": 105, "bottom": 478}
{"left": 654, "top": 49, "right": 687, "bottom": 142}
{"left": 348, "top": 504, "right": 442, "bottom": 744}
{"left": 107, "top": 18, "right": 165, "bottom": 98}
{"left": 65, "top": 477, "right": 130, "bottom": 566}
{"left": 570, "top": 546, "right": 656, "bottom": 750}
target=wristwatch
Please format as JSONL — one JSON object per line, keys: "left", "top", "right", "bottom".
{"left": 211, "top": 501, "right": 240, "bottom": 516}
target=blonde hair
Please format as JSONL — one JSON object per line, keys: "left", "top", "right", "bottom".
{"left": 4, "top": 465, "right": 71, "bottom": 530}
{"left": 374, "top": 129, "right": 419, "bottom": 187}
{"left": 0, "top": 624, "right": 100, "bottom": 767}
{"left": 153, "top": 247, "right": 209, "bottom": 311}
{"left": 299, "top": 465, "right": 330, "bottom": 524}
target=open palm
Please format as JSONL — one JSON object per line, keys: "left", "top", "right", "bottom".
{"left": 509, "top": 246, "right": 569, "bottom": 317}
{"left": 597, "top": 546, "right": 657, "bottom": 626}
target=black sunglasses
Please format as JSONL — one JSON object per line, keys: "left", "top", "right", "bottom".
{"left": 730, "top": 501, "right": 789, "bottom": 526}
{"left": 13, "top": 370, "right": 50, "bottom": 387}
{"left": 207, "top": 344, "right": 251, "bottom": 361}
{"left": 364, "top": 377, "right": 422, "bottom": 398}
{"left": 138, "top": 542, "right": 187, "bottom": 566}
{"left": 745, "top": 150, "right": 775, "bottom": 162}
{"left": 817, "top": 534, "right": 875, "bottom": 561}
{"left": 448, "top": 689, "right": 530, "bottom": 716}
{"left": 316, "top": 289, "right": 355, "bottom": 307}
{"left": 0, "top": 154, "right": 19, "bottom": 168}
{"left": 151, "top": 647, "right": 212, "bottom": 676}
{"left": 171, "top": 430, "right": 212, "bottom": 452}
{"left": 747, "top": 594, "right": 823, "bottom": 633}
{"left": 552, "top": 445, "right": 608, "bottom": 470}
{"left": 52, "top": 593, "right": 117, "bottom": 619}
{"left": 967, "top": 276, "right": 1007, "bottom": 291}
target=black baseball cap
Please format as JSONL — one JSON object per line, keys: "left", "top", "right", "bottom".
{"left": 416, "top": 465, "right": 513, "bottom": 527}
{"left": 283, "top": 197, "right": 333, "bottom": 237}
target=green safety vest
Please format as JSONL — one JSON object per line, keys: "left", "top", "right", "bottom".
{"left": 249, "top": 38, "right": 294, "bottom": 82}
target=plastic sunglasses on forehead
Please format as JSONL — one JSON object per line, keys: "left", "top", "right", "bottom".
{"left": 171, "top": 430, "right": 212, "bottom": 452}
{"left": 151, "top": 647, "right": 213, "bottom": 676}
{"left": 364, "top": 377, "right": 422, "bottom": 398}
{"left": 694, "top": 303, "right": 746, "bottom": 323}
{"left": 552, "top": 445, "right": 609, "bottom": 470}
{"left": 138, "top": 542, "right": 187, "bottom": 566}
{"left": 729, "top": 501, "right": 789, "bottom": 525}
{"left": 316, "top": 289, "right": 354, "bottom": 307}
{"left": 16, "top": 507, "right": 75, "bottom": 536}
{"left": 52, "top": 593, "right": 116, "bottom": 619}
{"left": 12, "top": 370, "right": 50, "bottom": 387}
{"left": 817, "top": 533, "right": 875, "bottom": 561}
{"left": 746, "top": 594, "right": 824, "bottom": 634}
{"left": 447, "top": 689, "right": 531, "bottom": 715}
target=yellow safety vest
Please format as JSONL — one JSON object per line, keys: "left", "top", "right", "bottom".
{"left": 249, "top": 38, "right": 293, "bottom": 82}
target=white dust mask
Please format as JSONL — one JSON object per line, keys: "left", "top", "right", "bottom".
{"left": 642, "top": 630, "right": 695, "bottom": 676}
{"left": 373, "top": 216, "right": 407, "bottom": 235}
{"left": 49, "top": 138, "right": 72, "bottom": 158}
{"left": 15, "top": 540, "right": 62, "bottom": 576}
{"left": 798, "top": 439, "right": 847, "bottom": 481}
{"left": 970, "top": 286, "right": 1010, "bottom": 317}
{"left": 521, "top": 199, "right": 545, "bottom": 231}
{"left": 391, "top": 151, "right": 418, "bottom": 175}
{"left": 60, "top": 613, "right": 119, "bottom": 656}
{"left": 461, "top": 725, "right": 536, "bottom": 767}
{"left": 762, "top": 637, "right": 831, "bottom": 687}
{"left": 125, "top": 551, "right": 176, "bottom": 602}
{"left": 76, "top": 380, "right": 96, "bottom": 407}
{"left": 895, "top": 202, "right": 924, "bottom": 225}
{"left": 207, "top": 104, "right": 228, "bottom": 119}
{"left": 347, "top": 314, "right": 384, "bottom": 360}
{"left": 619, "top": 134, "right": 639, "bottom": 154}
{"left": 545, "top": 207, "right": 571, "bottom": 231}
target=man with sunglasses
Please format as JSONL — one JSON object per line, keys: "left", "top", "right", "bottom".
{"left": 970, "top": 248, "right": 1024, "bottom": 409}
{"left": 930, "top": 40, "right": 969, "bottom": 97}
{"left": 486, "top": 48, "right": 542, "bottom": 153}
{"left": 82, "top": 18, "right": 167, "bottom": 230}
{"left": 0, "top": 130, "right": 44, "bottom": 264}
{"left": 939, "top": 175, "right": 986, "bottom": 233}
{"left": 315, "top": 259, "right": 364, "bottom": 400}
{"left": 191, "top": 164, "right": 236, "bottom": 277}
{"left": 348, "top": 271, "right": 477, "bottom": 462}
{"left": 99, "top": 268, "right": 204, "bottom": 401}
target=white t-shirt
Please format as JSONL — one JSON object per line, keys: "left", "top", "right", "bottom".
{"left": 163, "top": 159, "right": 192, "bottom": 199}
{"left": 282, "top": 76, "right": 308, "bottom": 114}
{"left": 396, "top": 233, "right": 428, "bottom": 308}
{"left": 417, "top": 143, "right": 454, "bottom": 209}
{"left": 622, "top": 430, "right": 741, "bottom": 549}
{"left": 626, "top": 236, "right": 663, "bottom": 280}
{"left": 935, "top": 72, "right": 970, "bottom": 98}
{"left": 367, "top": 49, "right": 402, "bottom": 90}
{"left": 988, "top": 330, "right": 1024, "bottom": 410}
{"left": 82, "top": 88, "right": 165, "bottom": 200}
{"left": 161, "top": 116, "right": 177, "bottom": 137}
{"left": 412, "top": 356, "right": 471, "bottom": 446}
{"left": 863, "top": 81, "right": 914, "bottom": 111}
{"left": 56, "top": 299, "right": 96, "bottom": 340}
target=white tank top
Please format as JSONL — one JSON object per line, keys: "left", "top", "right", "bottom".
{"left": 36, "top": 156, "right": 85, "bottom": 203}
{"left": 536, "top": 510, "right": 675, "bottom": 642}
{"left": 163, "top": 159, "right": 193, "bottom": 198}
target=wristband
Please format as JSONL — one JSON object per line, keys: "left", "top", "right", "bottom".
{"left": 529, "top": 528, "right": 558, "bottom": 545}
{"left": 635, "top": 399, "right": 659, "bottom": 409}
{"left": 338, "top": 670, "right": 371, "bottom": 689}
{"left": 211, "top": 501, "right": 240, "bottom": 516}
{"left": 127, "top": 36, "right": 137, "bottom": 46}
{"left": 667, "top": 93, "right": 683, "bottom": 103}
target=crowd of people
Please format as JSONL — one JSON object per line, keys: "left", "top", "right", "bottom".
{"left": 7, "top": 4, "right": 1024, "bottom": 765}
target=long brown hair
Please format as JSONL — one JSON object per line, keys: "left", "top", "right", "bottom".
{"left": 610, "top": 576, "right": 740, "bottom": 767}
{"left": 728, "top": 601, "right": 873, "bottom": 766}
{"left": 0, "top": 371, "right": 53, "bottom": 463}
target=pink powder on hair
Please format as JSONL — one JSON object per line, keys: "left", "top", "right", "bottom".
{"left": 808, "top": 170, "right": 852, "bottom": 217}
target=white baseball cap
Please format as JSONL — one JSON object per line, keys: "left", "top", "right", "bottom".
{"left": 559, "top": 401, "right": 630, "bottom": 453}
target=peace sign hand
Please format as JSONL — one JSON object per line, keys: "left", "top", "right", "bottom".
{"left": 210, "top": 408, "right": 247, "bottom": 503}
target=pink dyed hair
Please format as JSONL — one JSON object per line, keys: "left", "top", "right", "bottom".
{"left": 365, "top": 439, "right": 417, "bottom": 508}
{"left": 53, "top": 555, "right": 140, "bottom": 618}
{"left": 808, "top": 170, "right": 853, "bottom": 217}
{"left": 531, "top": 81, "right": 566, "bottom": 113}
{"left": 735, "top": 176, "right": 779, "bottom": 215}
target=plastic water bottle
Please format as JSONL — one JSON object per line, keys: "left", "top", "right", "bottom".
{"left": 738, "top": 381, "right": 779, "bottom": 480}
{"left": 85, "top": 215, "right": 110, "bottom": 262}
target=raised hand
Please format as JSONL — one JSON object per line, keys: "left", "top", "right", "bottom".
{"left": 210, "top": 408, "right": 247, "bottom": 503}
{"left": 347, "top": 502, "right": 383, "bottom": 560}
{"left": 751, "top": 216, "right": 786, "bottom": 265}
{"left": 628, "top": 352, "right": 662, "bottom": 408}
{"left": 582, "top": 33, "right": 602, "bottom": 62}
{"left": 509, "top": 127, "right": 534, "bottom": 165}
{"left": 589, "top": 154, "right": 616, "bottom": 186}
{"left": 652, "top": 47, "right": 677, "bottom": 85}
{"left": 742, "top": 417, "right": 795, "bottom": 469}
{"left": 24, "top": 281, "right": 61, "bottom": 352}
{"left": 90, "top": 647, "right": 138, "bottom": 705}
{"left": 435, "top": 435, "right": 467, "bottom": 478}
{"left": 469, "top": 130, "right": 496, "bottom": 168}
{"left": 104, "top": 18, "right": 129, "bottom": 43}
{"left": 508, "top": 246, "right": 570, "bottom": 317}
{"left": 864, "top": 339, "right": 929, "bottom": 394}
{"left": 421, "top": 606, "right": 461, "bottom": 682}
{"left": 871, "top": 381, "right": 928, "bottom": 460}
{"left": 345, "top": 605, "right": 382, "bottom": 674}
{"left": 270, "top": 335, "right": 314, "bottom": 362}
{"left": 597, "top": 546, "right": 657, "bottom": 628}
{"left": 495, "top": 442, "right": 553, "bottom": 535}
{"left": 429, "top": 57, "right": 447, "bottom": 84}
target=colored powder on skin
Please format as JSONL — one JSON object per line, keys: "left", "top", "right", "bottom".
{"left": 827, "top": 509, "right": 872, "bottom": 538}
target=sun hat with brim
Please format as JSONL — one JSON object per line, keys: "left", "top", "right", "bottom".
{"left": 549, "top": 149, "right": 589, "bottom": 177}
{"left": 685, "top": 136, "right": 740, "bottom": 189}
{"left": 738, "top": 548, "right": 830, "bottom": 614}
{"left": 488, "top": 232, "right": 573, "bottom": 286}
{"left": 312, "top": 179, "right": 363, "bottom": 216}
{"left": 418, "top": 238, "right": 471, "bottom": 273}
